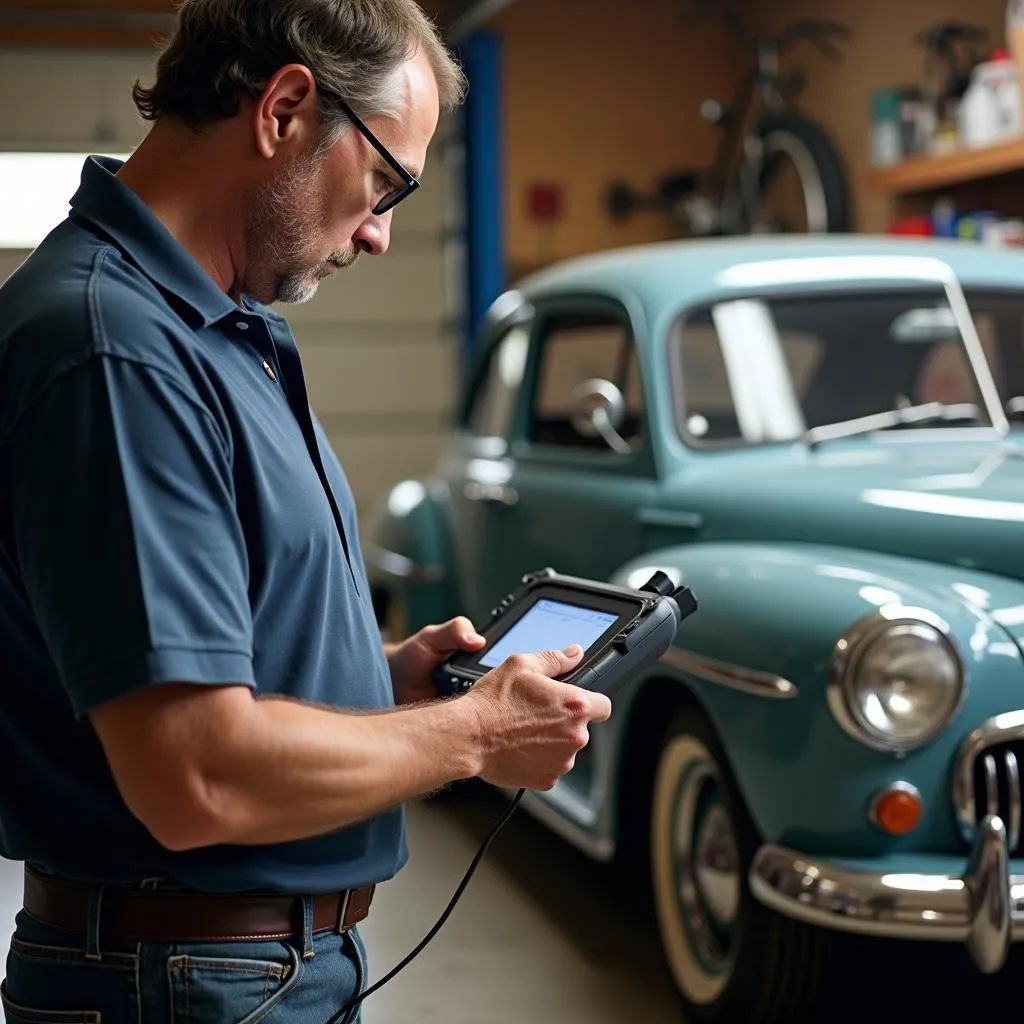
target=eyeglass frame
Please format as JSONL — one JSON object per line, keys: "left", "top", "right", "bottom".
{"left": 334, "top": 96, "right": 421, "bottom": 216}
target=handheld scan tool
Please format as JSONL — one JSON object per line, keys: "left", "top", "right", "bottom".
{"left": 434, "top": 568, "right": 698, "bottom": 696}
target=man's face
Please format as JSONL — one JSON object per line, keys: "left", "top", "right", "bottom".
{"left": 243, "top": 51, "right": 440, "bottom": 306}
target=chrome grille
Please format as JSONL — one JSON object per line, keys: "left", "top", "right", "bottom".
{"left": 954, "top": 712, "right": 1024, "bottom": 855}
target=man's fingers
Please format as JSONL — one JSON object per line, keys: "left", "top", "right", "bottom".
{"left": 455, "top": 616, "right": 486, "bottom": 648}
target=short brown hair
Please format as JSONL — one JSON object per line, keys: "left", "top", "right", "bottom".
{"left": 133, "top": 0, "right": 466, "bottom": 136}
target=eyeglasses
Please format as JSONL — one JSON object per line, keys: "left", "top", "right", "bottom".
{"left": 335, "top": 97, "right": 421, "bottom": 216}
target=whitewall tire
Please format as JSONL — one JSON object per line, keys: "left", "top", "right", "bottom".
{"left": 650, "top": 708, "right": 828, "bottom": 1021}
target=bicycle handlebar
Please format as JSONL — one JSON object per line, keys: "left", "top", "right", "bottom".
{"left": 778, "top": 19, "right": 853, "bottom": 61}
{"left": 681, "top": 3, "right": 851, "bottom": 61}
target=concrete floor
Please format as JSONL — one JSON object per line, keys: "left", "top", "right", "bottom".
{"left": 359, "top": 787, "right": 678, "bottom": 1023}
{"left": 0, "top": 787, "right": 679, "bottom": 1022}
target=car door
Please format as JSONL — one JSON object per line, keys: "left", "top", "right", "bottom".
{"left": 443, "top": 303, "right": 534, "bottom": 623}
{"left": 469, "top": 295, "right": 661, "bottom": 611}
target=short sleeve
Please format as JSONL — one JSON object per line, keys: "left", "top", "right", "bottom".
{"left": 5, "top": 355, "right": 255, "bottom": 718}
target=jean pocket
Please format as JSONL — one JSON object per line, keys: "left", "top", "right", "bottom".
{"left": 0, "top": 982, "right": 100, "bottom": 1024}
{"left": 166, "top": 943, "right": 303, "bottom": 1024}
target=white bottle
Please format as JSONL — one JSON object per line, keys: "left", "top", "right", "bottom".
{"left": 959, "top": 63, "right": 1000, "bottom": 147}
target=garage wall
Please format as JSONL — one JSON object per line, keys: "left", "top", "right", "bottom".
{"left": 0, "top": 49, "right": 458, "bottom": 520}
{"left": 492, "top": 0, "right": 1012, "bottom": 264}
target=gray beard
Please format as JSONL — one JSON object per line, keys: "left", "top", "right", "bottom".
{"left": 243, "top": 153, "right": 360, "bottom": 305}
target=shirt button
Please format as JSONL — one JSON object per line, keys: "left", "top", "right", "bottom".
{"left": 236, "top": 321, "right": 249, "bottom": 330}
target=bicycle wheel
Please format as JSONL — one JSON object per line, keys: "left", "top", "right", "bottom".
{"left": 750, "top": 113, "right": 851, "bottom": 234}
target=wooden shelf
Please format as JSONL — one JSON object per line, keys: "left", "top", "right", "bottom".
{"left": 866, "top": 136, "right": 1024, "bottom": 195}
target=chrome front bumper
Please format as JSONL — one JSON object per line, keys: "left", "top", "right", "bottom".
{"left": 749, "top": 815, "right": 1020, "bottom": 973}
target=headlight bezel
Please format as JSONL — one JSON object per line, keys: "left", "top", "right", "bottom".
{"left": 827, "top": 605, "right": 967, "bottom": 754}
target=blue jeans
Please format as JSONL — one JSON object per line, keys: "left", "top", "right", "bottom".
{"left": 1, "top": 905, "right": 368, "bottom": 1024}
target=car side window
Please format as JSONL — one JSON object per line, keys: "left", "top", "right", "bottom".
{"left": 529, "top": 311, "right": 644, "bottom": 452}
{"left": 466, "top": 324, "right": 530, "bottom": 441}
{"left": 674, "top": 314, "right": 740, "bottom": 442}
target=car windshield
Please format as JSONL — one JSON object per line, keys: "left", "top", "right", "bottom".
{"left": 670, "top": 287, "right": 1024, "bottom": 446}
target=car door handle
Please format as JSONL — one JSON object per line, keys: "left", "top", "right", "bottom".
{"left": 464, "top": 482, "right": 519, "bottom": 506}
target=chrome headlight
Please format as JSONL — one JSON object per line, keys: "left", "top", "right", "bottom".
{"left": 827, "top": 609, "right": 965, "bottom": 753}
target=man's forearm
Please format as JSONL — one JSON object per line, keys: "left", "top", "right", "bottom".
{"left": 95, "top": 683, "right": 487, "bottom": 852}
{"left": 200, "top": 694, "right": 484, "bottom": 846}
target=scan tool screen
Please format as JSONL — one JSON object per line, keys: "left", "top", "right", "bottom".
{"left": 478, "top": 599, "right": 620, "bottom": 669}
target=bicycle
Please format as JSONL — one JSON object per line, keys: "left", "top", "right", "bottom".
{"left": 606, "top": 12, "right": 853, "bottom": 236}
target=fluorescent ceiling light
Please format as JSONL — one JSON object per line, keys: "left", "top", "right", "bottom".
{"left": 0, "top": 152, "right": 129, "bottom": 249}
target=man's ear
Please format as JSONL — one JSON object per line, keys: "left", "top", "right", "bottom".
{"left": 253, "top": 64, "right": 319, "bottom": 159}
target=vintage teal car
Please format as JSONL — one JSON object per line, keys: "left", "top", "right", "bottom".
{"left": 365, "top": 236, "right": 1024, "bottom": 1021}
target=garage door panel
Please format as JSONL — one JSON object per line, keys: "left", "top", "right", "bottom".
{"left": 293, "top": 321, "right": 446, "bottom": 349}
{"left": 285, "top": 253, "right": 445, "bottom": 325}
{"left": 304, "top": 342, "right": 456, "bottom": 416}
{"left": 0, "top": 55, "right": 151, "bottom": 147}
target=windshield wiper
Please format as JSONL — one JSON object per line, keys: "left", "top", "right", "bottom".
{"left": 805, "top": 401, "right": 983, "bottom": 448}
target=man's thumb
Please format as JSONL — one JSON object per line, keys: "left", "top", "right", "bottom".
{"left": 529, "top": 644, "right": 584, "bottom": 677}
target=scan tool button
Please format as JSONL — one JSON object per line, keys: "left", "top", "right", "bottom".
{"left": 615, "top": 626, "right": 645, "bottom": 653}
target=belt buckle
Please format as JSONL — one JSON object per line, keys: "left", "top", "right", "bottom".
{"left": 336, "top": 888, "right": 352, "bottom": 933}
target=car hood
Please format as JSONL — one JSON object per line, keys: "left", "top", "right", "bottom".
{"left": 665, "top": 439, "right": 1024, "bottom": 586}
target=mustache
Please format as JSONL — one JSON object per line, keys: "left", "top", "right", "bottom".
{"left": 326, "top": 248, "right": 360, "bottom": 270}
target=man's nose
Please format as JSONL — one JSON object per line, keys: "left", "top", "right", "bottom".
{"left": 353, "top": 212, "right": 391, "bottom": 256}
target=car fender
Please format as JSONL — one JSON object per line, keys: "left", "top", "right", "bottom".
{"left": 604, "top": 540, "right": 1024, "bottom": 857}
{"left": 363, "top": 478, "right": 463, "bottom": 635}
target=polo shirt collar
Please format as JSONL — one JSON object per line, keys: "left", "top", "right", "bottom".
{"left": 69, "top": 155, "right": 238, "bottom": 328}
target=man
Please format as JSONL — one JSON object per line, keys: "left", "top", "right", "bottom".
{"left": 0, "top": 1, "right": 612, "bottom": 1020}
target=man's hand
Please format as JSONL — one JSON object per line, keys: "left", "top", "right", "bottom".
{"left": 463, "top": 646, "right": 613, "bottom": 791}
{"left": 387, "top": 616, "right": 486, "bottom": 705}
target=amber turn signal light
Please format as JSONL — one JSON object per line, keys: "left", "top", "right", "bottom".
{"left": 871, "top": 783, "right": 922, "bottom": 836}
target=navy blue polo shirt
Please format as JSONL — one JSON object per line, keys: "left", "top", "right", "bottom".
{"left": 0, "top": 155, "right": 407, "bottom": 894}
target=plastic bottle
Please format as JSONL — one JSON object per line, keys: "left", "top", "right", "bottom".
{"left": 959, "top": 61, "right": 1000, "bottom": 146}
{"left": 959, "top": 52, "right": 1022, "bottom": 146}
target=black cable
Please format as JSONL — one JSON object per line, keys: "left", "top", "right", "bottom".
{"left": 328, "top": 787, "right": 527, "bottom": 1024}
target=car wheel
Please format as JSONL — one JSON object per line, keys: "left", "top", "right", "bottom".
{"left": 651, "top": 708, "right": 827, "bottom": 1022}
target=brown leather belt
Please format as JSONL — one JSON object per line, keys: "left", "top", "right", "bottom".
{"left": 23, "top": 865, "right": 375, "bottom": 943}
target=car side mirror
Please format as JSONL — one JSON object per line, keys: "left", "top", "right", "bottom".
{"left": 570, "top": 378, "right": 634, "bottom": 455}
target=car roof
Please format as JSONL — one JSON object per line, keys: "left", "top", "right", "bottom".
{"left": 512, "top": 235, "right": 1024, "bottom": 315}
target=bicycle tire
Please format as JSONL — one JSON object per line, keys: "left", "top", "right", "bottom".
{"left": 753, "top": 113, "right": 851, "bottom": 233}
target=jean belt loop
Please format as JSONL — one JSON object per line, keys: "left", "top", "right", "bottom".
{"left": 85, "top": 884, "right": 105, "bottom": 962}
{"left": 301, "top": 895, "right": 315, "bottom": 960}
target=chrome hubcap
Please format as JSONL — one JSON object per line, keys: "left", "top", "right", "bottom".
{"left": 694, "top": 802, "right": 740, "bottom": 927}
{"left": 675, "top": 761, "right": 739, "bottom": 977}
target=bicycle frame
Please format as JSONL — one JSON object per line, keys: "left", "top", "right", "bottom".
{"left": 703, "top": 39, "right": 791, "bottom": 234}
